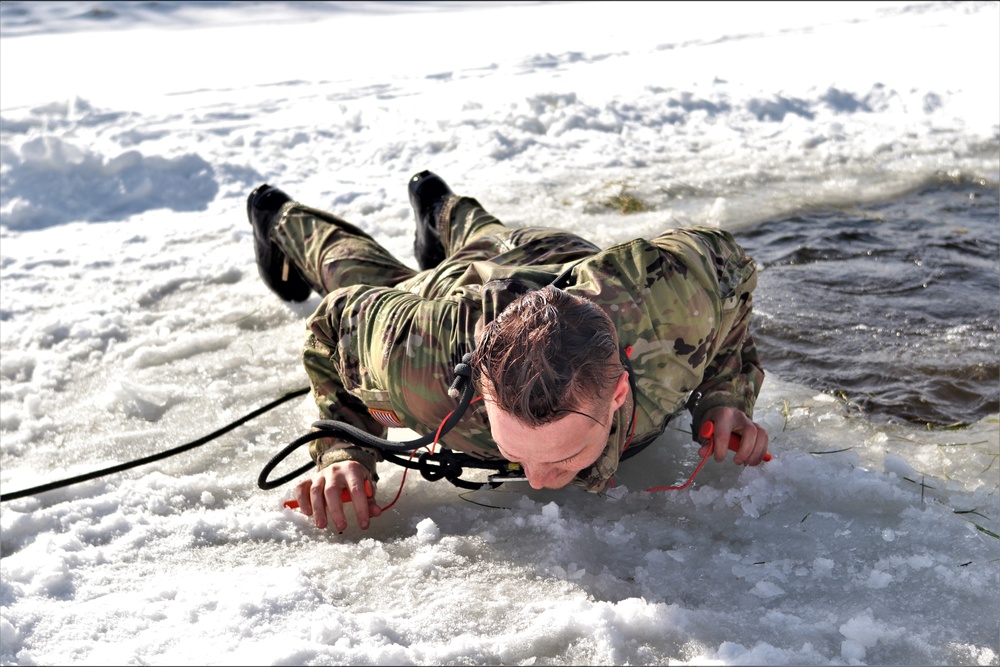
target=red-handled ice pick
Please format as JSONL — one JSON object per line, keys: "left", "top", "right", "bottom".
{"left": 699, "top": 421, "right": 772, "bottom": 462}
{"left": 283, "top": 479, "right": 373, "bottom": 509}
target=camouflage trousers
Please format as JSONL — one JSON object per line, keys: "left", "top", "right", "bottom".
{"left": 270, "top": 196, "right": 601, "bottom": 298}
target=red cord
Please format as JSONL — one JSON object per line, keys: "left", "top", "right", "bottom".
{"left": 618, "top": 422, "right": 771, "bottom": 494}
{"left": 643, "top": 449, "right": 713, "bottom": 492}
{"left": 378, "top": 452, "right": 414, "bottom": 511}
{"left": 378, "top": 396, "right": 484, "bottom": 511}
{"left": 608, "top": 445, "right": 711, "bottom": 494}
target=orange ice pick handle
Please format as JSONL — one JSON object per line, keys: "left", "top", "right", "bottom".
{"left": 283, "top": 479, "right": 373, "bottom": 509}
{"left": 699, "top": 422, "right": 772, "bottom": 462}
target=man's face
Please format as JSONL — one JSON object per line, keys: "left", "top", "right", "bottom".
{"left": 484, "top": 401, "right": 613, "bottom": 489}
{"left": 483, "top": 370, "right": 629, "bottom": 489}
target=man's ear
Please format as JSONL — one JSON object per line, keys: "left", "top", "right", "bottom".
{"left": 611, "top": 370, "right": 630, "bottom": 410}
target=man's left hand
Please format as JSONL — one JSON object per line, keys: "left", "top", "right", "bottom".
{"left": 698, "top": 406, "right": 770, "bottom": 466}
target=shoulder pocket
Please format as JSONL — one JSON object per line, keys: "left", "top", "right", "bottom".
{"left": 359, "top": 388, "right": 406, "bottom": 428}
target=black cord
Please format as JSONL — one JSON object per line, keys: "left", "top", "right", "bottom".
{"left": 257, "top": 354, "right": 476, "bottom": 490}
{"left": 0, "top": 387, "right": 311, "bottom": 503}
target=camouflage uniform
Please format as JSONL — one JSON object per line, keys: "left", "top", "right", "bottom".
{"left": 271, "top": 195, "right": 763, "bottom": 492}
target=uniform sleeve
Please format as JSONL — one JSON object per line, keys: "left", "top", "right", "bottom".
{"left": 301, "top": 281, "right": 483, "bottom": 474}
{"left": 644, "top": 227, "right": 765, "bottom": 432}
{"left": 301, "top": 328, "right": 386, "bottom": 476}
{"left": 687, "top": 291, "right": 765, "bottom": 430}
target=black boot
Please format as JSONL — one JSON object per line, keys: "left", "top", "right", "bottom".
{"left": 408, "top": 170, "right": 453, "bottom": 271}
{"left": 246, "top": 184, "right": 313, "bottom": 302}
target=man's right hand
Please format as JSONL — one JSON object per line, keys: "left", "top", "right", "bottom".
{"left": 293, "top": 461, "right": 381, "bottom": 531}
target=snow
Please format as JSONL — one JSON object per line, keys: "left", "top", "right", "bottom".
{"left": 1, "top": 2, "right": 998, "bottom": 665}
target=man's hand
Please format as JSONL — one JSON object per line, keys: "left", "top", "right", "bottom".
{"left": 293, "top": 461, "right": 381, "bottom": 531}
{"left": 698, "top": 406, "right": 770, "bottom": 466}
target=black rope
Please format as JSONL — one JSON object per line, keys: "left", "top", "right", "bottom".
{"left": 258, "top": 348, "right": 640, "bottom": 492}
{"left": 381, "top": 450, "right": 521, "bottom": 491}
{"left": 0, "top": 387, "right": 311, "bottom": 503}
{"left": 257, "top": 354, "right": 478, "bottom": 490}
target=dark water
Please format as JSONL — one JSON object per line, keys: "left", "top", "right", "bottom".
{"left": 740, "top": 176, "right": 999, "bottom": 427}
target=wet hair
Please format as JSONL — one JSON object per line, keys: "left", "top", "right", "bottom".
{"left": 471, "top": 285, "right": 621, "bottom": 427}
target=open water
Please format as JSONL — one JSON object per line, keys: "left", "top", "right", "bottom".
{"left": 741, "top": 174, "right": 999, "bottom": 428}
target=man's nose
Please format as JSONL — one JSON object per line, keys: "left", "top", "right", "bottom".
{"left": 524, "top": 464, "right": 554, "bottom": 489}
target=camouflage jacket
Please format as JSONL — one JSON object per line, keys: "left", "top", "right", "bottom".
{"left": 301, "top": 225, "right": 763, "bottom": 492}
